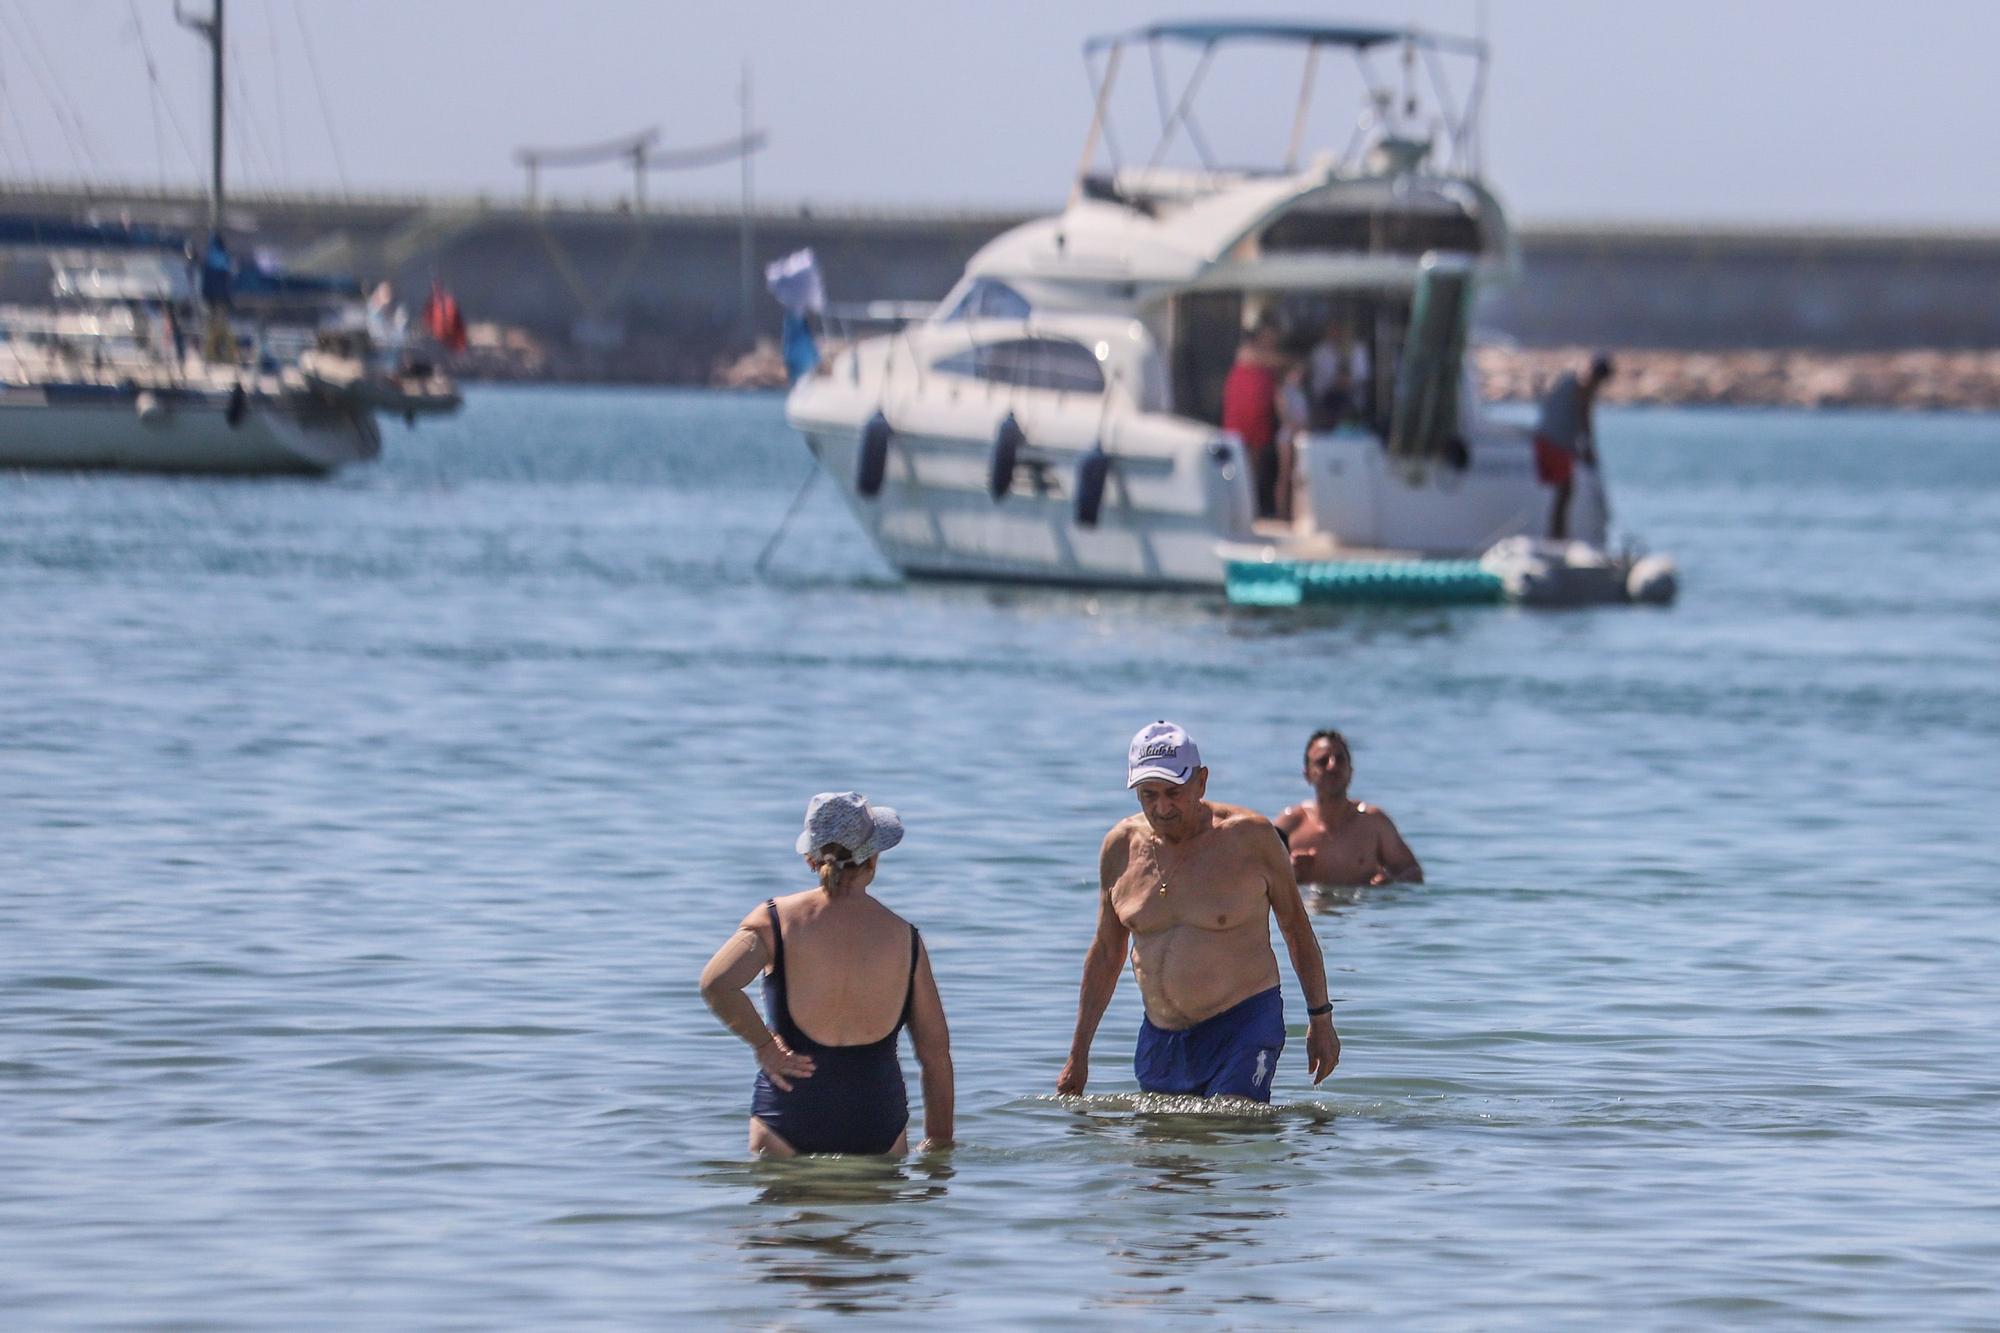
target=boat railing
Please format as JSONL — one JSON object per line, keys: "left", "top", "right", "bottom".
{"left": 1075, "top": 21, "right": 1489, "bottom": 200}
{"left": 822, "top": 300, "right": 937, "bottom": 331}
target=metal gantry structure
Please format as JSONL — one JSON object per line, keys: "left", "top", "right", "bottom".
{"left": 511, "top": 129, "right": 767, "bottom": 214}
{"left": 511, "top": 71, "right": 768, "bottom": 338}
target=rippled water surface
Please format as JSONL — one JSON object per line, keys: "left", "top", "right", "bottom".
{"left": 3, "top": 390, "right": 1997, "bottom": 1328}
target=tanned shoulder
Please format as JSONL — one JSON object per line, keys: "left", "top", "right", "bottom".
{"left": 1209, "top": 802, "right": 1278, "bottom": 840}
{"left": 1210, "top": 800, "right": 1271, "bottom": 825}
{"left": 1104, "top": 814, "right": 1147, "bottom": 848}
{"left": 1100, "top": 817, "right": 1140, "bottom": 878}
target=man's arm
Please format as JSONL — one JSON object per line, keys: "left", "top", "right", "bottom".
{"left": 1055, "top": 827, "right": 1132, "bottom": 1097}
{"left": 1373, "top": 811, "right": 1424, "bottom": 884}
{"left": 1258, "top": 827, "right": 1341, "bottom": 1084}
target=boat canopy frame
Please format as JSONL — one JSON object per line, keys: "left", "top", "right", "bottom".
{"left": 1074, "top": 18, "right": 1489, "bottom": 195}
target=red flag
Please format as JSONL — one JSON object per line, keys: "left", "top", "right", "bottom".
{"left": 423, "top": 280, "right": 468, "bottom": 354}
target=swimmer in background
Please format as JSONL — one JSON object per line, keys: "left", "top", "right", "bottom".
{"left": 1275, "top": 729, "right": 1423, "bottom": 888}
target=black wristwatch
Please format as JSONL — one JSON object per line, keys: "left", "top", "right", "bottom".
{"left": 1305, "top": 1002, "right": 1334, "bottom": 1018}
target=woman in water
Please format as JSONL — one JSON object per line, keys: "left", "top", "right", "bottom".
{"left": 700, "top": 791, "right": 953, "bottom": 1156}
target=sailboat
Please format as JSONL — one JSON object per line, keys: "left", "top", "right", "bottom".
{"left": 0, "top": 0, "right": 458, "bottom": 475}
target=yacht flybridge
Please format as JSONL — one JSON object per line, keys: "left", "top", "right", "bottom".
{"left": 785, "top": 20, "right": 1669, "bottom": 600}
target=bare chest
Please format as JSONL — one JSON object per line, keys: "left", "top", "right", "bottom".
{"left": 1295, "top": 809, "right": 1382, "bottom": 873}
{"left": 1113, "top": 837, "right": 1268, "bottom": 933}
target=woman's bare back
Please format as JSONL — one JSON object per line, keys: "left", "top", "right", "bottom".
{"left": 766, "top": 890, "right": 914, "bottom": 1046}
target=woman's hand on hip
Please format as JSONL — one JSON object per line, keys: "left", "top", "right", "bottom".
{"left": 756, "top": 1037, "right": 815, "bottom": 1091}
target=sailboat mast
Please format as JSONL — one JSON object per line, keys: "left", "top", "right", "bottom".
{"left": 209, "top": 0, "right": 224, "bottom": 231}
{"left": 176, "top": 0, "right": 225, "bottom": 232}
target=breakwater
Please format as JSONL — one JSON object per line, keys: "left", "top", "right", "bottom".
{"left": 1476, "top": 346, "right": 2000, "bottom": 411}
{"left": 6, "top": 184, "right": 2000, "bottom": 404}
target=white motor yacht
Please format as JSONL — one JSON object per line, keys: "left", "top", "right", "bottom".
{"left": 786, "top": 20, "right": 1630, "bottom": 593}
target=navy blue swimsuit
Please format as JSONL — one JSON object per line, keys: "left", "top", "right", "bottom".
{"left": 750, "top": 899, "right": 919, "bottom": 1155}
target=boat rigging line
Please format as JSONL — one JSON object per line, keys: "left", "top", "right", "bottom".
{"left": 126, "top": 0, "right": 203, "bottom": 188}
{"left": 290, "top": 0, "right": 349, "bottom": 196}
{"left": 226, "top": 35, "right": 281, "bottom": 194}
{"left": 753, "top": 463, "right": 820, "bottom": 580}
{"left": 0, "top": 0, "right": 100, "bottom": 180}
{"left": 0, "top": 51, "right": 36, "bottom": 179}
{"left": 263, "top": 0, "right": 287, "bottom": 175}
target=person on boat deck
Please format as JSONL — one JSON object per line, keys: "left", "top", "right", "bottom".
{"left": 1275, "top": 729, "right": 1423, "bottom": 889}
{"left": 1058, "top": 721, "right": 1339, "bottom": 1103}
{"left": 1222, "top": 318, "right": 1287, "bottom": 520}
{"left": 1533, "top": 354, "right": 1616, "bottom": 541}
{"left": 699, "top": 792, "right": 953, "bottom": 1157}
{"left": 1308, "top": 316, "right": 1372, "bottom": 428}
{"left": 1274, "top": 362, "right": 1312, "bottom": 524}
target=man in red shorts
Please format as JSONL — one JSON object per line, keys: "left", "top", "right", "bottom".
{"left": 1222, "top": 318, "right": 1286, "bottom": 520}
{"left": 1533, "top": 354, "right": 1615, "bottom": 540}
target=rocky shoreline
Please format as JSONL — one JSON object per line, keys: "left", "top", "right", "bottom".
{"left": 455, "top": 324, "right": 2000, "bottom": 411}
{"left": 1474, "top": 345, "right": 2000, "bottom": 411}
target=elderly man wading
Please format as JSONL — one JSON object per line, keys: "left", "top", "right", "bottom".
{"left": 1057, "top": 722, "right": 1339, "bottom": 1102}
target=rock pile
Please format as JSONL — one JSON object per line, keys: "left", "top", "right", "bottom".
{"left": 1476, "top": 346, "right": 2000, "bottom": 411}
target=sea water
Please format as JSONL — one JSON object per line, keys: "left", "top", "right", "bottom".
{"left": 2, "top": 390, "right": 1996, "bottom": 1327}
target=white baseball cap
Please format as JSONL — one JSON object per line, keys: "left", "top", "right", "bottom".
{"left": 795, "top": 791, "right": 904, "bottom": 863}
{"left": 1127, "top": 720, "right": 1202, "bottom": 788}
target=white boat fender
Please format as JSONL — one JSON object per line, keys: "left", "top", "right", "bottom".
{"left": 134, "top": 390, "right": 167, "bottom": 425}
{"left": 1626, "top": 554, "right": 1679, "bottom": 605}
{"left": 1074, "top": 441, "right": 1111, "bottom": 527}
{"left": 856, "top": 410, "right": 892, "bottom": 498}
{"left": 225, "top": 383, "right": 248, "bottom": 428}
{"left": 989, "top": 412, "right": 1025, "bottom": 501}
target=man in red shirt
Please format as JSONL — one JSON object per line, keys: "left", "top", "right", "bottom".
{"left": 1222, "top": 320, "right": 1285, "bottom": 519}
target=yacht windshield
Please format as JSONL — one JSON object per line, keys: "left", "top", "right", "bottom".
{"left": 939, "top": 279, "right": 1033, "bottom": 324}
{"left": 933, "top": 337, "right": 1105, "bottom": 394}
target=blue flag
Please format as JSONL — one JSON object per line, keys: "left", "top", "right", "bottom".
{"left": 781, "top": 312, "right": 820, "bottom": 382}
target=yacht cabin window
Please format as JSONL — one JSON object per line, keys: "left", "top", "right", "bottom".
{"left": 932, "top": 338, "right": 1106, "bottom": 395}
{"left": 938, "top": 278, "right": 1033, "bottom": 324}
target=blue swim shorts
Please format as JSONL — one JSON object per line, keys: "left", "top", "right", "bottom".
{"left": 1134, "top": 986, "right": 1286, "bottom": 1102}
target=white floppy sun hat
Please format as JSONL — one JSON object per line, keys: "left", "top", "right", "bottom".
{"left": 796, "top": 791, "right": 905, "bottom": 863}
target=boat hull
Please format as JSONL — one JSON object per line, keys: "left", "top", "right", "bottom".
{"left": 792, "top": 409, "right": 1602, "bottom": 591}
{"left": 796, "top": 411, "right": 1257, "bottom": 591}
{"left": 1293, "top": 428, "right": 1607, "bottom": 555}
{"left": 0, "top": 385, "right": 380, "bottom": 475}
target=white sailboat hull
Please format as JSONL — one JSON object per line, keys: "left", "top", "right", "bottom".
{"left": 0, "top": 386, "right": 379, "bottom": 474}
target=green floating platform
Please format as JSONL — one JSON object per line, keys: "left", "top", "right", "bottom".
{"left": 1226, "top": 558, "right": 1506, "bottom": 607}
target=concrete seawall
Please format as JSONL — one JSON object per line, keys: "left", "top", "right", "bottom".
{"left": 7, "top": 183, "right": 2000, "bottom": 401}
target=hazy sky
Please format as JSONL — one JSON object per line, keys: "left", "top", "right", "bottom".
{"left": 2, "top": 0, "right": 1996, "bottom": 227}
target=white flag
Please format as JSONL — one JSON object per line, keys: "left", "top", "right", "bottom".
{"left": 764, "top": 248, "right": 825, "bottom": 316}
